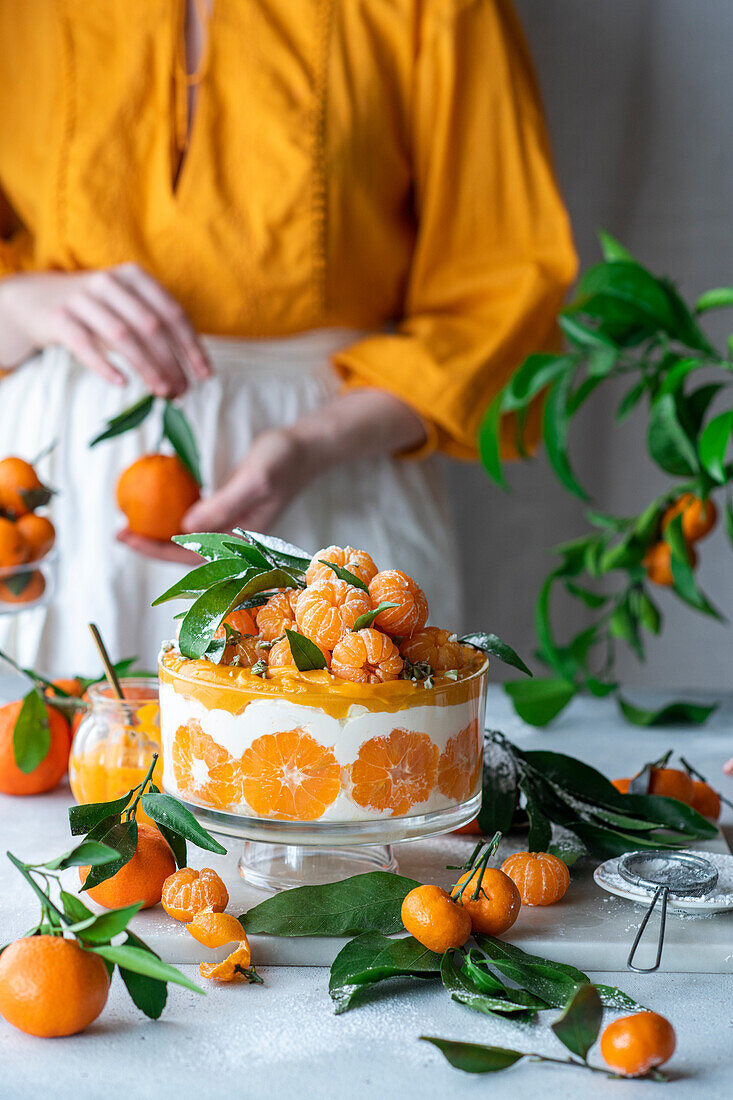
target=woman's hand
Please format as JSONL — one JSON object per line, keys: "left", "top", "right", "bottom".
{"left": 119, "top": 387, "right": 428, "bottom": 562}
{"left": 0, "top": 264, "right": 212, "bottom": 395}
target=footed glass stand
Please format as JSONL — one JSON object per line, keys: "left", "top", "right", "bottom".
{"left": 240, "top": 842, "right": 398, "bottom": 891}
{"left": 180, "top": 791, "right": 480, "bottom": 892}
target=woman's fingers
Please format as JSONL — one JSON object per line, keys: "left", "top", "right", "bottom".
{"left": 65, "top": 290, "right": 182, "bottom": 398}
{"left": 116, "top": 528, "right": 201, "bottom": 563}
{"left": 114, "top": 264, "right": 213, "bottom": 382}
{"left": 53, "top": 308, "right": 127, "bottom": 385}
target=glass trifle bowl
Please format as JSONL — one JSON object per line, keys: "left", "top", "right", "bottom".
{"left": 158, "top": 647, "right": 488, "bottom": 889}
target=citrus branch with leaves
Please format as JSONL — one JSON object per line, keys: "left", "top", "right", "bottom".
{"left": 479, "top": 231, "right": 733, "bottom": 726}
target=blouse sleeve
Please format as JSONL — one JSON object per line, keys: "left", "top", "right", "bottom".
{"left": 0, "top": 187, "right": 31, "bottom": 277}
{"left": 332, "top": 0, "right": 577, "bottom": 460}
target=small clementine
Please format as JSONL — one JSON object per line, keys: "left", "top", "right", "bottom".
{"left": 451, "top": 866, "right": 521, "bottom": 935}
{"left": 116, "top": 454, "right": 200, "bottom": 541}
{"left": 79, "top": 822, "right": 175, "bottom": 909}
{"left": 500, "top": 851, "right": 570, "bottom": 906}
{"left": 401, "top": 884, "right": 471, "bottom": 953}
{"left": 600, "top": 1011, "right": 676, "bottom": 1077}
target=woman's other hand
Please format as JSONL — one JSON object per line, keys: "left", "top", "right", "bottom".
{"left": 0, "top": 264, "right": 212, "bottom": 395}
{"left": 119, "top": 386, "right": 427, "bottom": 562}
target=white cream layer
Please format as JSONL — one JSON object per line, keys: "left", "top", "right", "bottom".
{"left": 160, "top": 681, "right": 485, "bottom": 822}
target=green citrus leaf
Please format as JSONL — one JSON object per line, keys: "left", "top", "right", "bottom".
{"left": 421, "top": 1037, "right": 524, "bottom": 1075}
{"left": 699, "top": 409, "right": 733, "bottom": 483}
{"left": 543, "top": 371, "right": 590, "bottom": 500}
{"left": 80, "top": 820, "right": 138, "bottom": 892}
{"left": 89, "top": 394, "right": 155, "bottom": 446}
{"left": 318, "top": 561, "right": 369, "bottom": 592}
{"left": 72, "top": 902, "right": 143, "bottom": 946}
{"left": 616, "top": 696, "right": 718, "bottom": 727}
{"left": 329, "top": 932, "right": 441, "bottom": 1014}
{"left": 477, "top": 391, "right": 508, "bottom": 490}
{"left": 42, "top": 840, "right": 121, "bottom": 871}
{"left": 284, "top": 629, "right": 328, "bottom": 671}
{"left": 458, "top": 633, "right": 531, "bottom": 677}
{"left": 117, "top": 931, "right": 168, "bottom": 1019}
{"left": 12, "top": 689, "right": 50, "bottom": 773}
{"left": 140, "top": 792, "right": 226, "bottom": 854}
{"left": 500, "top": 353, "right": 576, "bottom": 413}
{"left": 171, "top": 532, "right": 270, "bottom": 567}
{"left": 550, "top": 984, "right": 603, "bottom": 1061}
{"left": 648, "top": 393, "right": 698, "bottom": 476}
{"left": 695, "top": 286, "right": 733, "bottom": 314}
{"left": 69, "top": 790, "right": 135, "bottom": 835}
{"left": 504, "top": 678, "right": 576, "bottom": 727}
{"left": 597, "top": 230, "right": 636, "bottom": 263}
{"left": 162, "top": 401, "right": 202, "bottom": 485}
{"left": 90, "top": 943, "right": 204, "bottom": 994}
{"left": 151, "top": 560, "right": 256, "bottom": 606}
{"left": 352, "top": 602, "right": 398, "bottom": 631}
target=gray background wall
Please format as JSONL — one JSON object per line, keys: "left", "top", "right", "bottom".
{"left": 446, "top": 0, "right": 733, "bottom": 689}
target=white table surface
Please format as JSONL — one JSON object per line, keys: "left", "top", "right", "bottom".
{"left": 2, "top": 673, "right": 733, "bottom": 1099}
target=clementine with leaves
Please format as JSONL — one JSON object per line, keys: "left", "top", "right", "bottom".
{"left": 643, "top": 540, "right": 696, "bottom": 586}
{"left": 0, "top": 935, "right": 110, "bottom": 1037}
{"left": 239, "top": 728, "right": 341, "bottom": 821}
{"left": 662, "top": 493, "right": 717, "bottom": 543}
{"left": 331, "top": 627, "right": 402, "bottom": 683}
{"left": 0, "top": 698, "right": 70, "bottom": 796}
{"left": 295, "top": 578, "right": 371, "bottom": 651}
{"left": 689, "top": 779, "right": 721, "bottom": 819}
{"left": 349, "top": 727, "right": 439, "bottom": 816}
{"left": 305, "top": 545, "right": 378, "bottom": 587}
{"left": 79, "top": 822, "right": 175, "bottom": 910}
{"left": 400, "top": 628, "right": 464, "bottom": 671}
{"left": 0, "top": 457, "right": 45, "bottom": 518}
{"left": 116, "top": 454, "right": 200, "bottom": 541}
{"left": 451, "top": 866, "right": 521, "bottom": 935}
{"left": 401, "top": 884, "right": 471, "bottom": 953}
{"left": 600, "top": 1011, "right": 676, "bottom": 1077}
{"left": 255, "top": 589, "right": 300, "bottom": 641}
{"left": 368, "top": 570, "right": 428, "bottom": 637}
{"left": 161, "top": 867, "right": 229, "bottom": 922}
{"left": 648, "top": 766, "right": 694, "bottom": 804}
{"left": 500, "top": 851, "right": 570, "bottom": 906}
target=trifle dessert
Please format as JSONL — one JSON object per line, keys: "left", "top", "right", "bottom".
{"left": 157, "top": 535, "right": 499, "bottom": 837}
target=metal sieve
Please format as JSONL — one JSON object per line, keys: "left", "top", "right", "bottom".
{"left": 619, "top": 850, "right": 719, "bottom": 972}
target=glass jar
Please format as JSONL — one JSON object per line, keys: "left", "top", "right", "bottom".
{"left": 69, "top": 677, "right": 162, "bottom": 821}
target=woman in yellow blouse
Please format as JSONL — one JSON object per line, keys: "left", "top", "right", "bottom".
{"left": 0, "top": 0, "right": 575, "bottom": 671}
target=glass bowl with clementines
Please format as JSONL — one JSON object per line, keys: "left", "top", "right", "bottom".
{"left": 0, "top": 456, "right": 58, "bottom": 614}
{"left": 153, "top": 533, "right": 529, "bottom": 885}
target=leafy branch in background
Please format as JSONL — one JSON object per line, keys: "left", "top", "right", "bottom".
{"left": 480, "top": 231, "right": 733, "bottom": 726}
{"left": 90, "top": 395, "right": 202, "bottom": 485}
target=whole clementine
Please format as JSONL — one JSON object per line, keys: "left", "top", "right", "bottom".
{"left": 15, "top": 513, "right": 55, "bottom": 561}
{"left": 401, "top": 884, "right": 471, "bottom": 953}
{"left": 0, "top": 570, "right": 46, "bottom": 605}
{"left": 600, "top": 1011, "right": 676, "bottom": 1077}
{"left": 116, "top": 454, "right": 200, "bottom": 541}
{"left": 451, "top": 867, "right": 521, "bottom": 935}
{"left": 161, "top": 866, "right": 229, "bottom": 922}
{"left": 500, "top": 851, "right": 570, "bottom": 906}
{"left": 79, "top": 822, "right": 175, "bottom": 909}
{"left": 452, "top": 818, "right": 482, "bottom": 835}
{"left": 662, "top": 493, "right": 717, "bottom": 543}
{"left": 0, "top": 935, "right": 110, "bottom": 1037}
{"left": 648, "top": 766, "right": 694, "bottom": 804}
{"left": 689, "top": 779, "right": 721, "bottom": 820}
{"left": 0, "top": 457, "right": 44, "bottom": 518}
{"left": 643, "top": 541, "right": 696, "bottom": 586}
{"left": 0, "top": 517, "right": 29, "bottom": 568}
{"left": 0, "top": 698, "right": 70, "bottom": 795}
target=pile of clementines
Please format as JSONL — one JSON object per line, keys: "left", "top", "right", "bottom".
{"left": 213, "top": 544, "right": 465, "bottom": 684}
{"left": 643, "top": 492, "right": 717, "bottom": 586}
{"left": 613, "top": 753, "right": 723, "bottom": 820}
{"left": 0, "top": 456, "right": 56, "bottom": 606}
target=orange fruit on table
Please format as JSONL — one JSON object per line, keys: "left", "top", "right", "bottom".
{"left": 162, "top": 866, "right": 229, "bottom": 922}
{"left": 171, "top": 719, "right": 243, "bottom": 809}
{"left": 368, "top": 570, "right": 428, "bottom": 637}
{"left": 500, "top": 851, "right": 570, "bottom": 906}
{"left": 186, "top": 908, "right": 246, "bottom": 948}
{"left": 662, "top": 492, "right": 717, "bottom": 542}
{"left": 648, "top": 766, "right": 694, "bottom": 804}
{"left": 0, "top": 517, "right": 29, "bottom": 568}
{"left": 331, "top": 627, "right": 402, "bottom": 684}
{"left": 400, "top": 628, "right": 464, "bottom": 671}
{"left": 0, "top": 457, "right": 45, "bottom": 518}
{"left": 78, "top": 821, "right": 175, "bottom": 909}
{"left": 0, "top": 570, "right": 46, "bottom": 604}
{"left": 451, "top": 866, "right": 521, "bottom": 935}
{"left": 0, "top": 698, "right": 70, "bottom": 795}
{"left": 401, "top": 884, "right": 471, "bottom": 953}
{"left": 239, "top": 727, "right": 341, "bottom": 820}
{"left": 255, "top": 589, "right": 300, "bottom": 641}
{"left": 689, "top": 778, "right": 721, "bottom": 819}
{"left": 0, "top": 934, "right": 110, "bottom": 1037}
{"left": 600, "top": 1011, "right": 676, "bottom": 1077}
{"left": 306, "top": 544, "right": 378, "bottom": 587}
{"left": 295, "top": 578, "right": 371, "bottom": 651}
{"left": 116, "top": 453, "right": 200, "bottom": 541}
{"left": 15, "top": 513, "right": 55, "bottom": 561}
{"left": 612, "top": 777, "right": 631, "bottom": 794}
{"left": 349, "top": 727, "right": 439, "bottom": 816}
{"left": 643, "top": 540, "right": 696, "bottom": 586}
{"left": 437, "top": 721, "right": 482, "bottom": 802}
{"left": 200, "top": 941, "right": 252, "bottom": 983}
{"left": 453, "top": 818, "right": 482, "bottom": 835}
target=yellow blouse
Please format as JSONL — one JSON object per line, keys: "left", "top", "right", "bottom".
{"left": 0, "top": 0, "right": 576, "bottom": 459}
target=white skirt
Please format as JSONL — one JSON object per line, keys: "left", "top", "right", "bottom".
{"left": 0, "top": 330, "right": 462, "bottom": 675}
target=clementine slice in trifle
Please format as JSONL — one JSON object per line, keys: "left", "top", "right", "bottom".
{"left": 156, "top": 532, "right": 531, "bottom": 837}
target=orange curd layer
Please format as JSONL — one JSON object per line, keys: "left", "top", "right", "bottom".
{"left": 159, "top": 647, "right": 487, "bottom": 720}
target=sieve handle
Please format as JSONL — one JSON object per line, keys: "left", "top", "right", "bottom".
{"left": 627, "top": 884, "right": 669, "bottom": 973}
